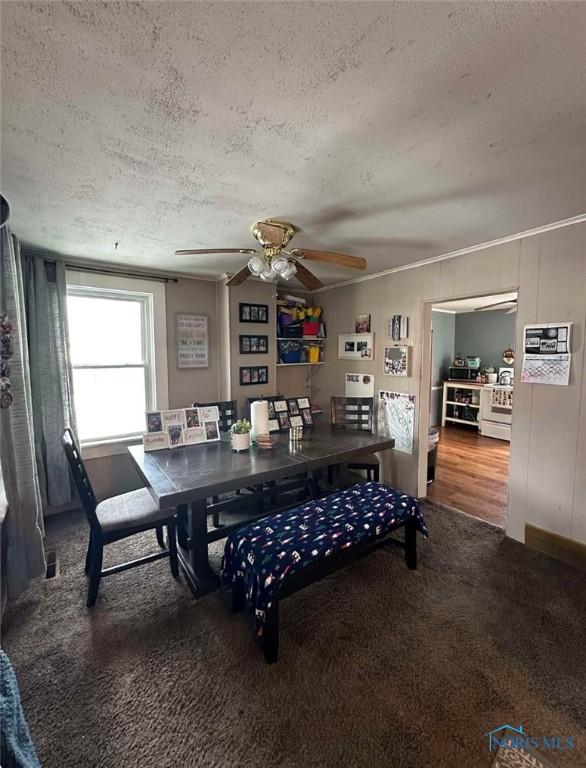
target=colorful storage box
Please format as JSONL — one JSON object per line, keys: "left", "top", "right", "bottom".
{"left": 302, "top": 321, "right": 320, "bottom": 336}
{"left": 279, "top": 323, "right": 303, "bottom": 338}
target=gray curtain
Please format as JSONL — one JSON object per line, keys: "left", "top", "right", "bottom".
{"left": 21, "top": 251, "right": 76, "bottom": 507}
{"left": 0, "top": 228, "right": 46, "bottom": 599}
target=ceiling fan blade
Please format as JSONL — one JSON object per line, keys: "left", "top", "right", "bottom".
{"left": 225, "top": 264, "right": 252, "bottom": 287}
{"left": 291, "top": 248, "right": 366, "bottom": 270}
{"left": 293, "top": 261, "right": 323, "bottom": 291}
{"left": 474, "top": 299, "right": 517, "bottom": 311}
{"left": 175, "top": 248, "right": 257, "bottom": 256}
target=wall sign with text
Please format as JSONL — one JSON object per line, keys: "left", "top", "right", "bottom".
{"left": 176, "top": 313, "right": 209, "bottom": 369}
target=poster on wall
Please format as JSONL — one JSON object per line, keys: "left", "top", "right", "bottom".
{"left": 176, "top": 313, "right": 209, "bottom": 369}
{"left": 520, "top": 322, "right": 572, "bottom": 386}
{"left": 345, "top": 373, "right": 375, "bottom": 397}
{"left": 377, "top": 390, "right": 415, "bottom": 454}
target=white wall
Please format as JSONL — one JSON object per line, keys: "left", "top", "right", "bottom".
{"left": 313, "top": 222, "right": 586, "bottom": 544}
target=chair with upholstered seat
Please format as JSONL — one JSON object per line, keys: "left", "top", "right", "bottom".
{"left": 330, "top": 397, "right": 380, "bottom": 482}
{"left": 62, "top": 428, "right": 178, "bottom": 607}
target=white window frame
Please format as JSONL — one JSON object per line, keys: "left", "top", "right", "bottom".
{"left": 66, "top": 270, "right": 169, "bottom": 458}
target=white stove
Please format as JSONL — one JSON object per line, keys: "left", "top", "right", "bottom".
{"left": 479, "top": 384, "right": 513, "bottom": 441}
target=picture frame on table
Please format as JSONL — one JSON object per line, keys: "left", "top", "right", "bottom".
{"left": 287, "top": 398, "right": 300, "bottom": 415}
{"left": 300, "top": 409, "right": 313, "bottom": 426}
{"left": 278, "top": 412, "right": 290, "bottom": 430}
{"left": 239, "top": 303, "right": 269, "bottom": 324}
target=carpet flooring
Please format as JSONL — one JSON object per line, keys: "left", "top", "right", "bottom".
{"left": 2, "top": 504, "right": 585, "bottom": 768}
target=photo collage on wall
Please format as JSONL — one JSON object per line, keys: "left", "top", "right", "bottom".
{"left": 143, "top": 406, "right": 221, "bottom": 451}
{"left": 261, "top": 396, "right": 314, "bottom": 433}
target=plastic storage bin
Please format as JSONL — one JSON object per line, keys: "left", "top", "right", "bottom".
{"left": 279, "top": 323, "right": 303, "bottom": 338}
{"left": 302, "top": 321, "right": 320, "bottom": 336}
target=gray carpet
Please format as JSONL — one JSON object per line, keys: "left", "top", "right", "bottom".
{"left": 2, "top": 504, "right": 585, "bottom": 768}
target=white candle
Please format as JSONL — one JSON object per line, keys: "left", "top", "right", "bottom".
{"left": 250, "top": 400, "right": 270, "bottom": 441}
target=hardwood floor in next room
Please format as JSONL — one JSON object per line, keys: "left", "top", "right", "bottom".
{"left": 425, "top": 425, "right": 510, "bottom": 527}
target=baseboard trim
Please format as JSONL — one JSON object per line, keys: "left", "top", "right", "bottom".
{"left": 525, "top": 524, "right": 586, "bottom": 570}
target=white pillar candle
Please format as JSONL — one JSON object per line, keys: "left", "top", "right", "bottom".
{"left": 250, "top": 400, "right": 270, "bottom": 441}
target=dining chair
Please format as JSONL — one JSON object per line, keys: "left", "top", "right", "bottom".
{"left": 330, "top": 396, "right": 380, "bottom": 482}
{"left": 192, "top": 400, "right": 240, "bottom": 524}
{"left": 62, "top": 428, "right": 178, "bottom": 607}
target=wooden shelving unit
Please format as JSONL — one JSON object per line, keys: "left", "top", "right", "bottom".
{"left": 441, "top": 381, "right": 483, "bottom": 430}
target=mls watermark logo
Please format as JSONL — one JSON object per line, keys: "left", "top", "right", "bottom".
{"left": 484, "top": 724, "right": 575, "bottom": 753}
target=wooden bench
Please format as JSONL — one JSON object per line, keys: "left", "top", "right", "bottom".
{"left": 222, "top": 481, "right": 428, "bottom": 663}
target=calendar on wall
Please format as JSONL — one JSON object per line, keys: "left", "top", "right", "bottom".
{"left": 176, "top": 313, "right": 209, "bottom": 369}
{"left": 520, "top": 322, "right": 572, "bottom": 386}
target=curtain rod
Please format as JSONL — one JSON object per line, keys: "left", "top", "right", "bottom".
{"left": 65, "top": 263, "right": 178, "bottom": 283}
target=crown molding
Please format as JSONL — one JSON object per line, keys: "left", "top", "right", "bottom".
{"left": 313, "top": 213, "right": 586, "bottom": 294}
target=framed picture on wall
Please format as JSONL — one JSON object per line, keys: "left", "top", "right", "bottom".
{"left": 239, "top": 365, "right": 269, "bottom": 385}
{"left": 383, "top": 345, "right": 410, "bottom": 376}
{"left": 239, "top": 303, "right": 269, "bottom": 324}
{"left": 338, "top": 333, "right": 375, "bottom": 360}
{"left": 176, "top": 313, "right": 209, "bottom": 368}
{"left": 239, "top": 334, "right": 269, "bottom": 354}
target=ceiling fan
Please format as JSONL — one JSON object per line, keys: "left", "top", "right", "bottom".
{"left": 474, "top": 297, "right": 518, "bottom": 314}
{"left": 176, "top": 219, "right": 367, "bottom": 290}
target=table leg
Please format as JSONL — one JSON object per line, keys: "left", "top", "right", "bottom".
{"left": 177, "top": 498, "right": 220, "bottom": 597}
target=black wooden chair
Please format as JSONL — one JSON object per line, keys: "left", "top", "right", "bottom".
{"left": 330, "top": 396, "right": 380, "bottom": 482}
{"left": 193, "top": 401, "right": 240, "bottom": 523}
{"left": 62, "top": 428, "right": 178, "bottom": 607}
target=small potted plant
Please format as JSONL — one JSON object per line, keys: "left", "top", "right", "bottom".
{"left": 231, "top": 419, "right": 251, "bottom": 452}
{"left": 485, "top": 366, "right": 497, "bottom": 384}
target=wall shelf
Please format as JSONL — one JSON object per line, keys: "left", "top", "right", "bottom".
{"left": 276, "top": 362, "right": 324, "bottom": 367}
{"left": 444, "top": 416, "right": 479, "bottom": 426}
{"left": 276, "top": 336, "right": 324, "bottom": 341}
{"left": 445, "top": 401, "right": 480, "bottom": 408}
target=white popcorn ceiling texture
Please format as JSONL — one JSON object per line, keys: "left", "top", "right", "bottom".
{"left": 2, "top": 1, "right": 585, "bottom": 285}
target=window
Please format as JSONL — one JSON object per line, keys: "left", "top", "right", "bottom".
{"left": 67, "top": 272, "right": 168, "bottom": 450}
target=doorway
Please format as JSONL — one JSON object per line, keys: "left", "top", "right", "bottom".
{"left": 423, "top": 292, "right": 517, "bottom": 528}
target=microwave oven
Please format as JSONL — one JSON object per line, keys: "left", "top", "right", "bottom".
{"left": 449, "top": 367, "right": 478, "bottom": 381}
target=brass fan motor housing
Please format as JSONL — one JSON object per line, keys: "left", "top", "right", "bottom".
{"left": 251, "top": 219, "right": 295, "bottom": 248}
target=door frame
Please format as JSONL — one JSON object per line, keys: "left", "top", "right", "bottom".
{"left": 417, "top": 288, "right": 519, "bottom": 499}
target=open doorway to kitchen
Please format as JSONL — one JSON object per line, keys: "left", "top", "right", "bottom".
{"left": 424, "top": 292, "right": 517, "bottom": 528}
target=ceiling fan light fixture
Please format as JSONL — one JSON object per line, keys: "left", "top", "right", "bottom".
{"left": 281, "top": 260, "right": 297, "bottom": 280}
{"left": 271, "top": 255, "right": 289, "bottom": 275}
{"left": 248, "top": 254, "right": 267, "bottom": 276}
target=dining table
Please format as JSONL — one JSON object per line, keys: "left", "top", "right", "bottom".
{"left": 128, "top": 424, "right": 394, "bottom": 597}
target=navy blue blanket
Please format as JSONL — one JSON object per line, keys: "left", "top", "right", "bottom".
{"left": 222, "top": 481, "right": 428, "bottom": 636}
{"left": 1, "top": 650, "right": 41, "bottom": 768}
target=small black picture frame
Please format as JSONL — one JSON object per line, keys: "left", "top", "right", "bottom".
{"left": 239, "top": 303, "right": 269, "bottom": 324}
{"left": 239, "top": 365, "right": 269, "bottom": 385}
{"left": 239, "top": 334, "right": 269, "bottom": 354}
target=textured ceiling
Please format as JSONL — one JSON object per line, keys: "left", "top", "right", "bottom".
{"left": 2, "top": 1, "right": 586, "bottom": 285}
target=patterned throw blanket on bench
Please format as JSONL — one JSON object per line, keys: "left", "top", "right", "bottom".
{"left": 222, "top": 481, "right": 428, "bottom": 636}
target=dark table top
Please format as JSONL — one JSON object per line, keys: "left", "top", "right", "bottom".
{"left": 128, "top": 425, "right": 394, "bottom": 509}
